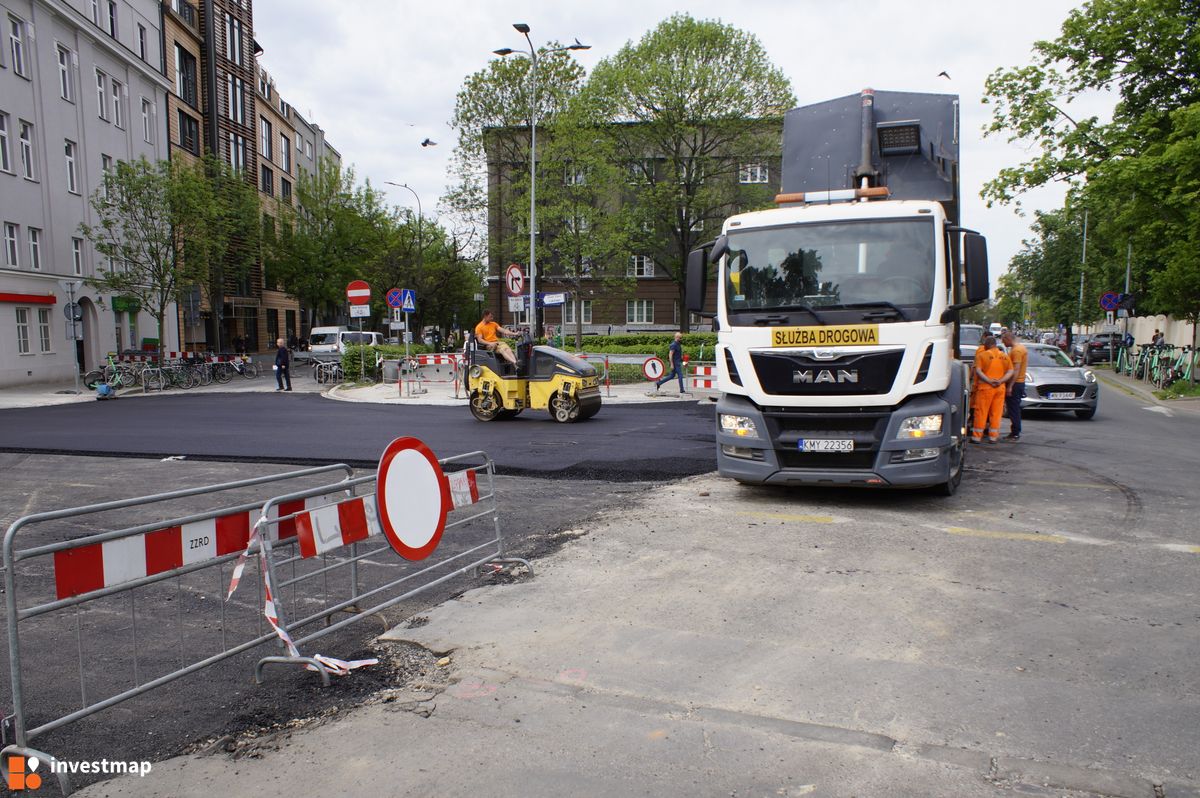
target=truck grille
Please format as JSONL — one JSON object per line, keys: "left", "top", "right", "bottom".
{"left": 750, "top": 350, "right": 903, "bottom": 396}
{"left": 761, "top": 407, "right": 890, "bottom": 471}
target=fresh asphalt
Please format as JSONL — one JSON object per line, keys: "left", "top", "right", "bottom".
{"left": 0, "top": 392, "right": 716, "bottom": 480}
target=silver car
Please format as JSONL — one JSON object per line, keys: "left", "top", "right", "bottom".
{"left": 1020, "top": 344, "right": 1099, "bottom": 419}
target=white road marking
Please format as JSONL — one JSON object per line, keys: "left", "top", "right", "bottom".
{"left": 1143, "top": 405, "right": 1173, "bottom": 417}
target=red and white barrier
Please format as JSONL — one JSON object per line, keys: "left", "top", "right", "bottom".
{"left": 294, "top": 495, "right": 381, "bottom": 559}
{"left": 691, "top": 364, "right": 717, "bottom": 390}
{"left": 53, "top": 493, "right": 346, "bottom": 600}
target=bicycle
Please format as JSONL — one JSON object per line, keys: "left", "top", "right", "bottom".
{"left": 84, "top": 354, "right": 137, "bottom": 391}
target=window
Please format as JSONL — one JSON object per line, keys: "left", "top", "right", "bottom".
{"left": 177, "top": 110, "right": 199, "bottom": 155}
{"left": 18, "top": 121, "right": 34, "bottom": 179}
{"left": 100, "top": 153, "right": 113, "bottom": 198}
{"left": 295, "top": 131, "right": 302, "bottom": 151}
{"left": 137, "top": 24, "right": 147, "bottom": 60}
{"left": 15, "top": 308, "right": 30, "bottom": 354}
{"left": 28, "top": 228, "right": 41, "bottom": 270}
{"left": 96, "top": 70, "right": 109, "bottom": 120}
{"left": 175, "top": 45, "right": 197, "bottom": 107}
{"left": 8, "top": 15, "right": 27, "bottom": 78}
{"left": 305, "top": 139, "right": 312, "bottom": 158}
{"left": 260, "top": 164, "right": 273, "bottom": 195}
{"left": 628, "top": 254, "right": 654, "bottom": 278}
{"left": 141, "top": 99, "right": 153, "bottom": 143}
{"left": 72, "top": 238, "right": 83, "bottom": 275}
{"left": 259, "top": 116, "right": 272, "bottom": 159}
{"left": 128, "top": 314, "right": 137, "bottom": 349}
{"left": 564, "top": 164, "right": 586, "bottom": 186}
{"left": 112, "top": 81, "right": 124, "bottom": 128}
{"left": 627, "top": 158, "right": 654, "bottom": 184}
{"left": 57, "top": 46, "right": 75, "bottom": 101}
{"left": 227, "top": 132, "right": 246, "bottom": 170}
{"left": 280, "top": 134, "right": 291, "bottom": 173}
{"left": 0, "top": 112, "right": 10, "bottom": 172}
{"left": 224, "top": 13, "right": 243, "bottom": 65}
{"left": 3, "top": 223, "right": 18, "bottom": 267}
{"left": 280, "top": 178, "right": 291, "bottom": 202}
{"left": 106, "top": 1, "right": 117, "bottom": 37}
{"left": 627, "top": 300, "right": 654, "bottom": 325}
{"left": 65, "top": 140, "right": 78, "bottom": 193}
{"left": 37, "top": 307, "right": 51, "bottom": 352}
{"left": 226, "top": 75, "right": 245, "bottom": 123}
{"left": 739, "top": 163, "right": 769, "bottom": 184}
{"left": 562, "top": 300, "right": 592, "bottom": 325}
{"left": 91, "top": 0, "right": 101, "bottom": 25}
{"left": 258, "top": 70, "right": 271, "bottom": 99}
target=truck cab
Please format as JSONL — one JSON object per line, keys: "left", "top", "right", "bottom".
{"left": 688, "top": 89, "right": 989, "bottom": 494}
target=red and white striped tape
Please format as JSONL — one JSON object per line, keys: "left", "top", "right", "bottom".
{"left": 693, "top": 365, "right": 716, "bottom": 377}
{"left": 691, "top": 364, "right": 716, "bottom": 389}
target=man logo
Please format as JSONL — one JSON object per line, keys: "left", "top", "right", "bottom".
{"left": 793, "top": 369, "right": 859, "bottom": 384}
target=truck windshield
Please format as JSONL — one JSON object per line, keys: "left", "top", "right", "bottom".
{"left": 724, "top": 219, "right": 935, "bottom": 319}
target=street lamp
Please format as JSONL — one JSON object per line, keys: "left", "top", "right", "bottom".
{"left": 493, "top": 22, "right": 589, "bottom": 339}
{"left": 385, "top": 181, "right": 423, "bottom": 359}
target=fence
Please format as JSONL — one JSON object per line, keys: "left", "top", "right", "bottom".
{"left": 2, "top": 447, "right": 525, "bottom": 794}
{"left": 398, "top": 354, "right": 464, "bottom": 399}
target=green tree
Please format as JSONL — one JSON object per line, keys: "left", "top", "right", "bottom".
{"left": 267, "top": 159, "right": 389, "bottom": 326}
{"left": 582, "top": 14, "right": 794, "bottom": 331}
{"left": 80, "top": 157, "right": 211, "bottom": 363}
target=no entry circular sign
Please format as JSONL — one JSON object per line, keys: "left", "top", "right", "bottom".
{"left": 375, "top": 437, "right": 450, "bottom": 560}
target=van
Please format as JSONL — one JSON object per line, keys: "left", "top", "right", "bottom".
{"left": 308, "top": 326, "right": 349, "bottom": 355}
{"left": 337, "top": 331, "right": 382, "bottom": 352}
{"left": 988, "top": 322, "right": 1003, "bottom": 336}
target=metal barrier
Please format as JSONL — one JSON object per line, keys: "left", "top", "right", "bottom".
{"left": 313, "top": 360, "right": 343, "bottom": 384}
{"left": 1, "top": 464, "right": 354, "bottom": 791}
{"left": 398, "top": 354, "right": 463, "bottom": 399}
{"left": 2, "top": 447, "right": 530, "bottom": 793}
{"left": 691, "top": 362, "right": 718, "bottom": 391}
{"left": 247, "top": 450, "right": 529, "bottom": 684}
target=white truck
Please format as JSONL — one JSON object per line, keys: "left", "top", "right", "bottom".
{"left": 686, "top": 89, "right": 990, "bottom": 495}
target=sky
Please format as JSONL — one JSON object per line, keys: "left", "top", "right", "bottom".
{"left": 253, "top": 0, "right": 1108, "bottom": 285}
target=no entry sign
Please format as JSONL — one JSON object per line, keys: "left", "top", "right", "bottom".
{"left": 346, "top": 280, "right": 371, "bottom": 305}
{"left": 375, "top": 437, "right": 450, "bottom": 560}
{"left": 643, "top": 357, "right": 665, "bottom": 381}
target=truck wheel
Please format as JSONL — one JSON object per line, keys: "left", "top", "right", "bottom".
{"left": 469, "top": 390, "right": 502, "bottom": 422}
{"left": 935, "top": 443, "right": 964, "bottom": 496}
{"left": 550, "top": 391, "right": 580, "bottom": 423}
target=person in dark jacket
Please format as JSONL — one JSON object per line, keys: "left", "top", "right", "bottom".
{"left": 655, "top": 332, "right": 689, "bottom": 394}
{"left": 274, "top": 338, "right": 292, "bottom": 391}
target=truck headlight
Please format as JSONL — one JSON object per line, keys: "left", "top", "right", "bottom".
{"left": 1083, "top": 370, "right": 1097, "bottom": 383}
{"left": 898, "top": 414, "right": 943, "bottom": 439}
{"left": 719, "top": 414, "right": 759, "bottom": 438}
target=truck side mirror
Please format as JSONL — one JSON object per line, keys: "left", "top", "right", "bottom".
{"left": 963, "top": 233, "right": 989, "bottom": 304}
{"left": 686, "top": 247, "right": 708, "bottom": 313}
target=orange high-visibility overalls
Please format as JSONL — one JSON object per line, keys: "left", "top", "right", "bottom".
{"left": 972, "top": 347, "right": 1012, "bottom": 442}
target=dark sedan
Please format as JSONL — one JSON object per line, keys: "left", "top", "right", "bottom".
{"left": 1074, "top": 332, "right": 1123, "bottom": 364}
{"left": 1022, "top": 344, "right": 1099, "bottom": 419}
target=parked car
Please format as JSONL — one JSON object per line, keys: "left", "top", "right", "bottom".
{"left": 1074, "top": 332, "right": 1123, "bottom": 365}
{"left": 1021, "top": 344, "right": 1099, "bottom": 420}
{"left": 958, "top": 324, "right": 985, "bottom": 361}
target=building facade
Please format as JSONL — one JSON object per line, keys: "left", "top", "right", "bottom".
{"left": 0, "top": 0, "right": 173, "bottom": 386}
{"left": 483, "top": 125, "right": 781, "bottom": 337}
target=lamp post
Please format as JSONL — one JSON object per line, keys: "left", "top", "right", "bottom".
{"left": 385, "top": 181, "right": 423, "bottom": 361}
{"left": 493, "top": 23, "right": 589, "bottom": 339}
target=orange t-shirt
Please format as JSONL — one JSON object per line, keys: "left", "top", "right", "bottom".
{"left": 1008, "top": 343, "right": 1028, "bottom": 383}
{"left": 974, "top": 347, "right": 1012, "bottom": 381}
{"left": 474, "top": 320, "right": 500, "bottom": 343}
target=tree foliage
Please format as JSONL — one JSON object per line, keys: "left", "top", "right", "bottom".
{"left": 582, "top": 14, "right": 795, "bottom": 330}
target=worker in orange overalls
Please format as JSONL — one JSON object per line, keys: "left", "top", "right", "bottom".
{"left": 971, "top": 335, "right": 1013, "bottom": 444}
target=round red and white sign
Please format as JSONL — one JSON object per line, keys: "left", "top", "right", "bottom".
{"left": 504, "top": 264, "right": 524, "bottom": 297}
{"left": 375, "top": 437, "right": 450, "bottom": 560}
{"left": 346, "top": 279, "right": 371, "bottom": 306}
{"left": 642, "top": 357, "right": 665, "bottom": 381}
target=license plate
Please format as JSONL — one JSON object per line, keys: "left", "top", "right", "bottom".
{"left": 1048, "top": 391, "right": 1075, "bottom": 400}
{"left": 799, "top": 438, "right": 854, "bottom": 453}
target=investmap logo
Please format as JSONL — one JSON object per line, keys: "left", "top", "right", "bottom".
{"left": 6, "top": 755, "right": 42, "bottom": 791}
{"left": 6, "top": 754, "right": 152, "bottom": 789}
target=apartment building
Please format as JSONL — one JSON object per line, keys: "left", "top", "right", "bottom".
{"left": 483, "top": 125, "right": 780, "bottom": 336}
{"left": 0, "top": 0, "right": 173, "bottom": 386}
{"left": 162, "top": 0, "right": 340, "bottom": 353}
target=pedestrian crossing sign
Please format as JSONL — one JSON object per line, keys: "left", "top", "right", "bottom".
{"left": 400, "top": 289, "right": 416, "bottom": 313}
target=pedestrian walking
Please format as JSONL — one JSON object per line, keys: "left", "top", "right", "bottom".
{"left": 655, "top": 333, "right": 688, "bottom": 394}
{"left": 971, "top": 335, "right": 1013, "bottom": 444}
{"left": 1001, "top": 330, "right": 1026, "bottom": 441}
{"left": 274, "top": 337, "right": 292, "bottom": 391}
